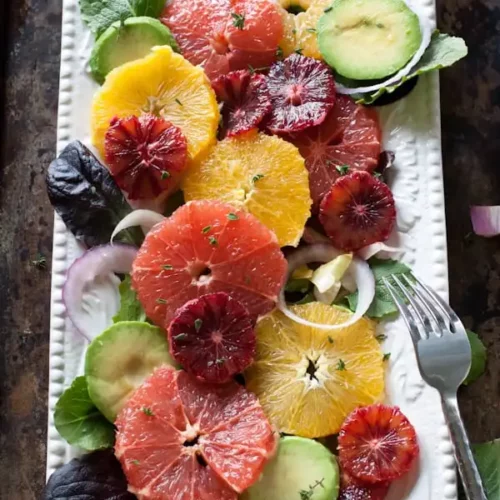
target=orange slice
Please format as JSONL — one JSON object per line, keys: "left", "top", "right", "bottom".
{"left": 182, "top": 131, "right": 312, "bottom": 247}
{"left": 91, "top": 46, "right": 219, "bottom": 162}
{"left": 279, "top": 0, "right": 332, "bottom": 59}
{"left": 245, "top": 302, "right": 385, "bottom": 437}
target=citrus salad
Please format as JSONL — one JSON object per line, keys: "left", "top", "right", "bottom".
{"left": 44, "top": 0, "right": 467, "bottom": 499}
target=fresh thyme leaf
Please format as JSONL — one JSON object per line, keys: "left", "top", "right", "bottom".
{"left": 156, "top": 298, "right": 167, "bottom": 304}
{"left": 252, "top": 173, "right": 265, "bottom": 184}
{"left": 276, "top": 46, "right": 284, "bottom": 58}
{"left": 208, "top": 235, "right": 218, "bottom": 246}
{"left": 327, "top": 336, "right": 334, "bottom": 344}
{"left": 194, "top": 319, "right": 203, "bottom": 332}
{"left": 336, "top": 359, "right": 346, "bottom": 371}
{"left": 173, "top": 333, "right": 188, "bottom": 341}
{"left": 375, "top": 333, "right": 387, "bottom": 342}
{"left": 383, "top": 352, "right": 391, "bottom": 361}
{"left": 32, "top": 252, "right": 47, "bottom": 269}
{"left": 227, "top": 212, "right": 239, "bottom": 220}
{"left": 142, "top": 407, "right": 154, "bottom": 416}
{"left": 175, "top": 98, "right": 183, "bottom": 106}
{"left": 295, "top": 48, "right": 303, "bottom": 55}
{"left": 202, "top": 225, "right": 212, "bottom": 234}
{"left": 161, "top": 170, "right": 170, "bottom": 180}
{"left": 299, "top": 478, "right": 325, "bottom": 499}
{"left": 336, "top": 165, "right": 349, "bottom": 175}
{"left": 130, "top": 459, "right": 140, "bottom": 465}
{"left": 162, "top": 264, "right": 173, "bottom": 270}
{"left": 231, "top": 12, "right": 245, "bottom": 29}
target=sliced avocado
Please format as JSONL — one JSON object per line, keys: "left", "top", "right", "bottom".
{"left": 243, "top": 436, "right": 340, "bottom": 500}
{"left": 317, "top": 0, "right": 422, "bottom": 80}
{"left": 85, "top": 321, "right": 177, "bottom": 422}
{"left": 90, "top": 17, "right": 179, "bottom": 84}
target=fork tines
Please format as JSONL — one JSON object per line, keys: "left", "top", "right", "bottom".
{"left": 382, "top": 274, "right": 457, "bottom": 341}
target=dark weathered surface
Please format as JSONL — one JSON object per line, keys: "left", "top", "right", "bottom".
{"left": 0, "top": 0, "right": 498, "bottom": 498}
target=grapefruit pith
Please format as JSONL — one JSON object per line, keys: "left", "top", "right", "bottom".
{"left": 289, "top": 94, "right": 382, "bottom": 210}
{"left": 161, "top": 0, "right": 284, "bottom": 81}
{"left": 115, "top": 367, "right": 277, "bottom": 499}
{"left": 131, "top": 200, "right": 287, "bottom": 328}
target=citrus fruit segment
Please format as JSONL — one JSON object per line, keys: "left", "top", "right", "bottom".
{"left": 91, "top": 46, "right": 219, "bottom": 162}
{"left": 132, "top": 200, "right": 287, "bottom": 327}
{"left": 243, "top": 436, "right": 340, "bottom": 500}
{"left": 212, "top": 70, "right": 272, "bottom": 138}
{"left": 245, "top": 302, "right": 384, "bottom": 437}
{"left": 265, "top": 54, "right": 336, "bottom": 134}
{"left": 115, "top": 367, "right": 277, "bottom": 498}
{"left": 85, "top": 321, "right": 176, "bottom": 422}
{"left": 168, "top": 292, "right": 256, "bottom": 383}
{"left": 338, "top": 404, "right": 419, "bottom": 484}
{"left": 319, "top": 171, "right": 396, "bottom": 251}
{"left": 105, "top": 114, "right": 188, "bottom": 200}
{"left": 182, "top": 132, "right": 311, "bottom": 247}
{"left": 161, "top": 0, "right": 284, "bottom": 81}
{"left": 278, "top": 0, "right": 333, "bottom": 59}
{"left": 289, "top": 94, "right": 382, "bottom": 210}
{"left": 339, "top": 471, "right": 390, "bottom": 500}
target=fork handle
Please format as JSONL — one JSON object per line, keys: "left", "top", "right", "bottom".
{"left": 441, "top": 395, "right": 487, "bottom": 500}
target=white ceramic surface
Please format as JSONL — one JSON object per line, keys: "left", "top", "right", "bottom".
{"left": 46, "top": 0, "right": 456, "bottom": 498}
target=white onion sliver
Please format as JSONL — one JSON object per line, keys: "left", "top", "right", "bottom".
{"left": 470, "top": 205, "right": 500, "bottom": 237}
{"left": 63, "top": 244, "right": 138, "bottom": 341}
{"left": 278, "top": 244, "right": 375, "bottom": 330}
{"left": 336, "top": 2, "right": 432, "bottom": 95}
{"left": 111, "top": 209, "right": 165, "bottom": 243}
{"left": 357, "top": 242, "right": 404, "bottom": 260}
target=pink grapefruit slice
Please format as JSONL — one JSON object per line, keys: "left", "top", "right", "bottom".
{"left": 289, "top": 94, "right": 382, "bottom": 210}
{"left": 161, "top": 0, "right": 284, "bottom": 81}
{"left": 115, "top": 367, "right": 277, "bottom": 499}
{"left": 131, "top": 200, "right": 287, "bottom": 328}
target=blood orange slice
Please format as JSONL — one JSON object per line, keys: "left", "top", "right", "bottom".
{"left": 161, "top": 0, "right": 284, "bottom": 81}
{"left": 168, "top": 292, "right": 256, "bottom": 384}
{"left": 289, "top": 94, "right": 382, "bottom": 210}
{"left": 131, "top": 200, "right": 287, "bottom": 328}
{"left": 115, "top": 367, "right": 277, "bottom": 499}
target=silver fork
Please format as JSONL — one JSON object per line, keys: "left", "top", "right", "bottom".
{"left": 383, "top": 274, "right": 487, "bottom": 500}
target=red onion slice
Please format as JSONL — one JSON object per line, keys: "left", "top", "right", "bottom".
{"left": 63, "top": 244, "right": 138, "bottom": 341}
{"left": 111, "top": 209, "right": 166, "bottom": 243}
{"left": 470, "top": 205, "right": 500, "bottom": 237}
{"left": 278, "top": 244, "right": 375, "bottom": 329}
{"left": 336, "top": 1, "right": 432, "bottom": 95}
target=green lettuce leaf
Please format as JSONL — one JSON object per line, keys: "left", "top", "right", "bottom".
{"left": 346, "top": 258, "right": 412, "bottom": 319}
{"left": 113, "top": 275, "right": 147, "bottom": 323}
{"left": 80, "top": 0, "right": 166, "bottom": 37}
{"left": 54, "top": 376, "right": 115, "bottom": 451}
{"left": 343, "top": 33, "right": 468, "bottom": 105}
{"left": 463, "top": 330, "right": 487, "bottom": 385}
{"left": 472, "top": 439, "right": 500, "bottom": 499}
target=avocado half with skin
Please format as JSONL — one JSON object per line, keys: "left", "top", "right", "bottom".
{"left": 317, "top": 0, "right": 422, "bottom": 80}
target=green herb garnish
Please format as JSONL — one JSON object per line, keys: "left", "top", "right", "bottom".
{"left": 173, "top": 333, "right": 189, "bottom": 341}
{"left": 208, "top": 235, "right": 218, "bottom": 246}
{"left": 32, "top": 253, "right": 47, "bottom": 269}
{"left": 175, "top": 98, "right": 183, "bottom": 106}
{"left": 383, "top": 352, "right": 391, "bottom": 361}
{"left": 252, "top": 173, "right": 265, "bottom": 184}
{"left": 227, "top": 212, "right": 239, "bottom": 220}
{"left": 194, "top": 319, "right": 203, "bottom": 332}
{"left": 142, "top": 407, "right": 154, "bottom": 416}
{"left": 336, "top": 165, "right": 349, "bottom": 175}
{"left": 202, "top": 225, "right": 212, "bottom": 234}
{"left": 231, "top": 12, "right": 245, "bottom": 29}
{"left": 336, "top": 359, "right": 346, "bottom": 371}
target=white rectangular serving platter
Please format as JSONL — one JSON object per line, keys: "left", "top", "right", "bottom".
{"left": 46, "top": 0, "right": 456, "bottom": 498}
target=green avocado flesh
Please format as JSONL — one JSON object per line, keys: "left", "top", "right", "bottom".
{"left": 243, "top": 436, "right": 340, "bottom": 500}
{"left": 318, "top": 0, "right": 422, "bottom": 80}
{"left": 90, "top": 17, "right": 179, "bottom": 84}
{"left": 85, "top": 321, "right": 176, "bottom": 422}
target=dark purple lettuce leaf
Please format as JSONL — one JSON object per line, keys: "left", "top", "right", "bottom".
{"left": 43, "top": 450, "right": 136, "bottom": 499}
{"left": 46, "top": 140, "right": 143, "bottom": 248}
